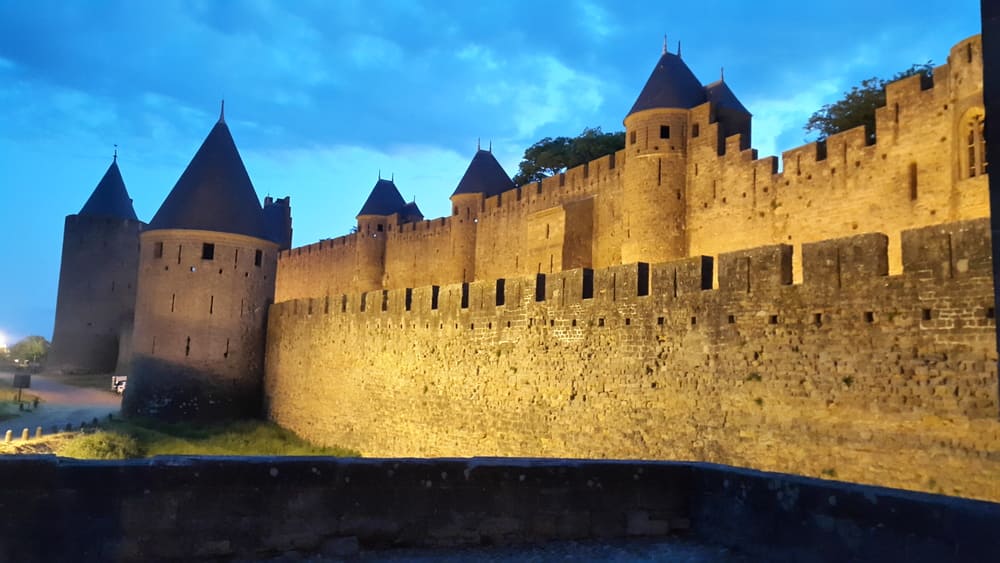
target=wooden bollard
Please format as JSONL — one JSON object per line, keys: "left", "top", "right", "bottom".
{"left": 4, "top": 430, "right": 11, "bottom": 443}
{"left": 35, "top": 426, "right": 42, "bottom": 439}
{"left": 20, "top": 428, "right": 29, "bottom": 441}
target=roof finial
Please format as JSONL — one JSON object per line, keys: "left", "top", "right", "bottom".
{"left": 113, "top": 144, "right": 118, "bottom": 162}
{"left": 720, "top": 66, "right": 725, "bottom": 81}
{"left": 391, "top": 173, "right": 394, "bottom": 182}
{"left": 477, "top": 137, "right": 481, "bottom": 151}
{"left": 677, "top": 40, "right": 682, "bottom": 58}
{"left": 219, "top": 99, "right": 225, "bottom": 123}
{"left": 378, "top": 169, "right": 381, "bottom": 180}
{"left": 488, "top": 139, "right": 492, "bottom": 153}
{"left": 663, "top": 34, "right": 667, "bottom": 55}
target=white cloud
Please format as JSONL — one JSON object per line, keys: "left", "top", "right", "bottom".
{"left": 576, "top": 1, "right": 619, "bottom": 39}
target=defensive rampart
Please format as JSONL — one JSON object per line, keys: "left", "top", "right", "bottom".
{"left": 1, "top": 456, "right": 997, "bottom": 562}
{"left": 265, "top": 218, "right": 1000, "bottom": 501}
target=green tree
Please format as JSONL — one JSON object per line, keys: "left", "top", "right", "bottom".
{"left": 513, "top": 127, "right": 625, "bottom": 185}
{"left": 804, "top": 62, "right": 933, "bottom": 143}
{"left": 8, "top": 336, "right": 49, "bottom": 364}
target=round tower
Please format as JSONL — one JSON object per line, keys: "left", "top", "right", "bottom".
{"left": 449, "top": 149, "right": 515, "bottom": 282}
{"left": 621, "top": 45, "right": 706, "bottom": 264}
{"left": 355, "top": 178, "right": 405, "bottom": 292}
{"left": 48, "top": 156, "right": 143, "bottom": 375}
{"left": 123, "top": 110, "right": 282, "bottom": 421}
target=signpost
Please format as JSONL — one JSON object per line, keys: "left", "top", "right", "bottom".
{"left": 12, "top": 373, "right": 30, "bottom": 403}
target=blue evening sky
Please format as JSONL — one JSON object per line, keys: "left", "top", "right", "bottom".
{"left": 0, "top": 0, "right": 982, "bottom": 343}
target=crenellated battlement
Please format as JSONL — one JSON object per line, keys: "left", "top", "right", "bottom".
{"left": 275, "top": 219, "right": 990, "bottom": 321}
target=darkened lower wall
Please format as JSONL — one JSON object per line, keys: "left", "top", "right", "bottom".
{"left": 0, "top": 456, "right": 995, "bottom": 563}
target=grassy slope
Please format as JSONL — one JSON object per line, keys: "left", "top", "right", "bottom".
{"left": 1, "top": 419, "right": 360, "bottom": 459}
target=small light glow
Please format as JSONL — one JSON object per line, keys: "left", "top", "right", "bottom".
{"left": 0, "top": 331, "right": 7, "bottom": 351}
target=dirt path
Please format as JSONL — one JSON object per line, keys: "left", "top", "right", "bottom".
{"left": 0, "top": 372, "right": 121, "bottom": 436}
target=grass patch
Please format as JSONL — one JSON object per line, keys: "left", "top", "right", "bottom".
{"left": 59, "top": 431, "right": 143, "bottom": 459}
{"left": 53, "top": 418, "right": 359, "bottom": 459}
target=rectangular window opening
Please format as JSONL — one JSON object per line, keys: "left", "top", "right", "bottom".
{"left": 864, "top": 311, "right": 875, "bottom": 323}
{"left": 922, "top": 308, "right": 932, "bottom": 321}
{"left": 637, "top": 263, "right": 650, "bottom": 296}
{"left": 405, "top": 288, "right": 413, "bottom": 311}
{"left": 461, "top": 283, "right": 470, "bottom": 309}
{"left": 629, "top": 131, "right": 637, "bottom": 145}
{"left": 202, "top": 242, "right": 215, "bottom": 260}
{"left": 154, "top": 242, "right": 164, "bottom": 259}
{"left": 430, "top": 286, "right": 440, "bottom": 310}
{"left": 495, "top": 279, "right": 506, "bottom": 307}
{"left": 692, "top": 123, "right": 700, "bottom": 138}
{"left": 660, "top": 125, "right": 670, "bottom": 139}
{"left": 582, "top": 269, "right": 594, "bottom": 300}
{"left": 254, "top": 249, "right": 263, "bottom": 267}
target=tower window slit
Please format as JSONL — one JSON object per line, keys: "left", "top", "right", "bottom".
{"left": 209, "top": 295, "right": 214, "bottom": 315}
{"left": 254, "top": 249, "right": 262, "bottom": 267}
{"left": 185, "top": 337, "right": 191, "bottom": 357}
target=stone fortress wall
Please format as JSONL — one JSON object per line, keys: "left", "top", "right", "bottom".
{"left": 274, "top": 35, "right": 989, "bottom": 302}
{"left": 265, "top": 218, "right": 1000, "bottom": 501}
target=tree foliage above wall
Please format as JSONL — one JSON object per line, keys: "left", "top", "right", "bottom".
{"left": 513, "top": 127, "right": 625, "bottom": 186}
{"left": 804, "top": 62, "right": 934, "bottom": 143}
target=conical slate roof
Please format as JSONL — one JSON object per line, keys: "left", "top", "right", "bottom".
{"left": 705, "top": 80, "right": 750, "bottom": 115}
{"left": 451, "top": 150, "right": 515, "bottom": 197}
{"left": 400, "top": 200, "right": 424, "bottom": 221}
{"left": 357, "top": 179, "right": 406, "bottom": 217}
{"left": 628, "top": 51, "right": 706, "bottom": 116}
{"left": 78, "top": 157, "right": 139, "bottom": 221}
{"left": 148, "top": 117, "right": 267, "bottom": 239}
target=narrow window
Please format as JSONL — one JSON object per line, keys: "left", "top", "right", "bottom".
{"left": 909, "top": 162, "right": 918, "bottom": 200}
{"left": 202, "top": 243, "right": 215, "bottom": 260}
{"left": 254, "top": 249, "right": 262, "bottom": 267}
{"left": 151, "top": 337, "right": 156, "bottom": 355}
{"left": 185, "top": 337, "right": 191, "bottom": 357}
{"left": 377, "top": 224, "right": 383, "bottom": 232}
{"left": 968, "top": 128, "right": 977, "bottom": 177}
{"left": 629, "top": 131, "right": 637, "bottom": 145}
{"left": 209, "top": 295, "right": 214, "bottom": 315}
{"left": 234, "top": 249, "right": 239, "bottom": 267}
{"left": 177, "top": 244, "right": 182, "bottom": 264}
{"left": 692, "top": 123, "right": 700, "bottom": 137}
{"left": 545, "top": 224, "right": 550, "bottom": 239}
{"left": 170, "top": 294, "right": 175, "bottom": 313}
{"left": 660, "top": 125, "right": 670, "bottom": 139}
{"left": 223, "top": 338, "right": 230, "bottom": 358}
{"left": 154, "top": 242, "right": 164, "bottom": 258}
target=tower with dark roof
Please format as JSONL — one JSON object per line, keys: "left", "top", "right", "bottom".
{"left": 450, "top": 149, "right": 515, "bottom": 282}
{"left": 48, "top": 156, "right": 144, "bottom": 375}
{"left": 621, "top": 44, "right": 729, "bottom": 264}
{"left": 123, "top": 112, "right": 290, "bottom": 420}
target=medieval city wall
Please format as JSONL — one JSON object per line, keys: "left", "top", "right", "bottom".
{"left": 685, "top": 35, "right": 988, "bottom": 281}
{"left": 265, "top": 218, "right": 1000, "bottom": 502}
{"left": 274, "top": 37, "right": 986, "bottom": 305}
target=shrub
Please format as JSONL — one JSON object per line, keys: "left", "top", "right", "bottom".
{"left": 59, "top": 431, "right": 144, "bottom": 460}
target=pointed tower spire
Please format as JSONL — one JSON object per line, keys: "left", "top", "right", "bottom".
{"left": 677, "top": 40, "right": 682, "bottom": 58}
{"left": 79, "top": 156, "right": 139, "bottom": 220}
{"left": 219, "top": 99, "right": 226, "bottom": 123}
{"left": 662, "top": 35, "right": 668, "bottom": 55}
{"left": 148, "top": 117, "right": 267, "bottom": 239}
{"left": 452, "top": 149, "right": 515, "bottom": 197}
{"left": 627, "top": 41, "right": 707, "bottom": 116}
{"left": 721, "top": 67, "right": 725, "bottom": 81}
{"left": 113, "top": 144, "right": 118, "bottom": 162}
